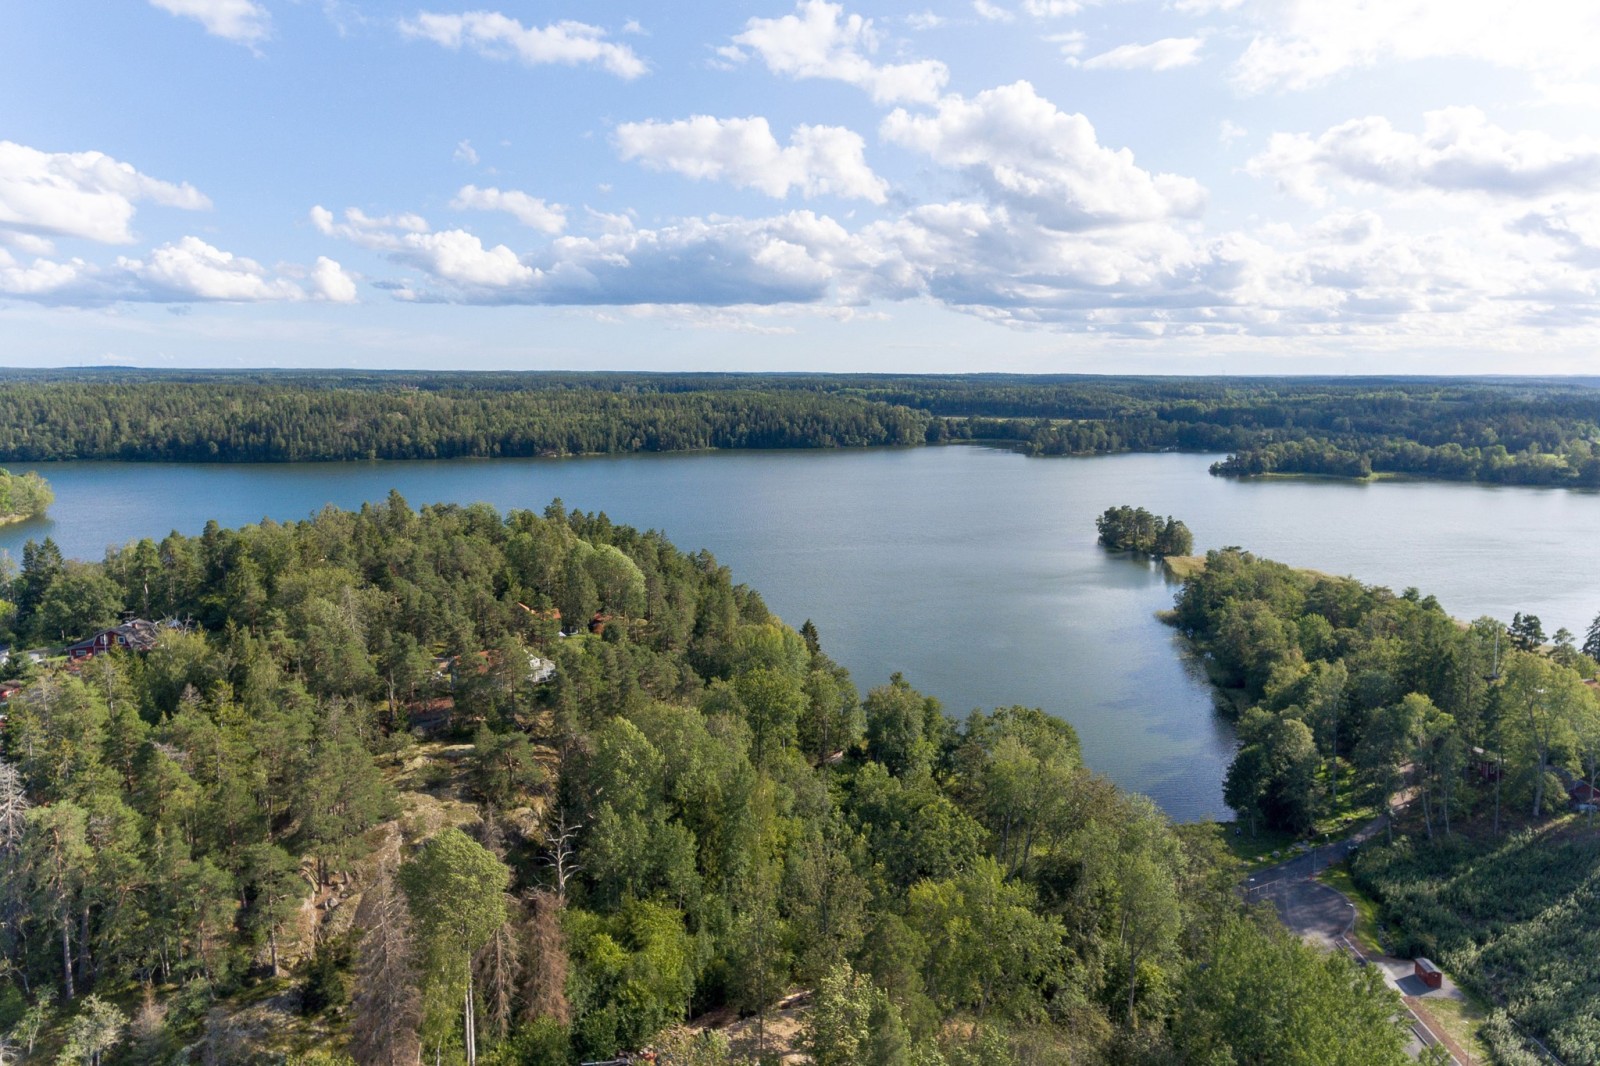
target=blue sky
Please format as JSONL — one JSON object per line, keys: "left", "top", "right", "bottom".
{"left": 5, "top": 0, "right": 1600, "bottom": 372}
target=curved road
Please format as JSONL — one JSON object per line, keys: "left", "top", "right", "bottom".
{"left": 1242, "top": 827, "right": 1375, "bottom": 948}
{"left": 1240, "top": 819, "right": 1476, "bottom": 1063}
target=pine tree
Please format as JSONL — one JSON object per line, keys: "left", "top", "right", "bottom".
{"left": 14, "top": 537, "right": 63, "bottom": 630}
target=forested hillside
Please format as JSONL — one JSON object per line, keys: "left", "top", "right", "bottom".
{"left": 0, "top": 500, "right": 1410, "bottom": 1065}
{"left": 1173, "top": 546, "right": 1600, "bottom": 1061}
{"left": 0, "top": 371, "right": 1598, "bottom": 487}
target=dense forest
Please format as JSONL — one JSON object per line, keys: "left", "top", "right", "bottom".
{"left": 0, "top": 468, "right": 52, "bottom": 524}
{"left": 0, "top": 500, "right": 1412, "bottom": 1065}
{"left": 1173, "top": 546, "right": 1600, "bottom": 1062}
{"left": 0, "top": 371, "right": 1598, "bottom": 487}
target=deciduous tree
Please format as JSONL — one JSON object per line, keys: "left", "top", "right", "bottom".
{"left": 399, "top": 828, "right": 510, "bottom": 1066}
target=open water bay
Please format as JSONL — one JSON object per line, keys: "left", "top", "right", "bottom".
{"left": 4, "top": 446, "right": 1598, "bottom": 821}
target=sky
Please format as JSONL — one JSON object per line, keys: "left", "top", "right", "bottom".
{"left": 5, "top": 1, "right": 1600, "bottom": 373}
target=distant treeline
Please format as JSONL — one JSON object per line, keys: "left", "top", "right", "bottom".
{"left": 1, "top": 372, "right": 1598, "bottom": 486}
{"left": 0, "top": 379, "right": 929, "bottom": 462}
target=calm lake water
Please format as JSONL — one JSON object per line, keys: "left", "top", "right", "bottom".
{"left": 4, "top": 447, "right": 1598, "bottom": 822}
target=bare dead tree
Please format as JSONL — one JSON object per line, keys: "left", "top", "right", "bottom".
{"left": 521, "top": 889, "right": 571, "bottom": 1027}
{"left": 472, "top": 906, "right": 523, "bottom": 1046}
{"left": 348, "top": 872, "right": 423, "bottom": 1066}
{"left": 0, "top": 761, "right": 30, "bottom": 857}
{"left": 127, "top": 983, "right": 168, "bottom": 1063}
{"left": 478, "top": 807, "right": 507, "bottom": 858}
{"left": 542, "top": 810, "right": 582, "bottom": 902}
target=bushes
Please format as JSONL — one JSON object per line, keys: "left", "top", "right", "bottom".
{"left": 1354, "top": 831, "right": 1600, "bottom": 1063}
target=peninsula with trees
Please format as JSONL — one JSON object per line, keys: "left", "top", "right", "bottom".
{"left": 1174, "top": 544, "right": 1600, "bottom": 1064}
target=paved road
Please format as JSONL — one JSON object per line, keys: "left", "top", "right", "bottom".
{"left": 1250, "top": 874, "right": 1357, "bottom": 949}
{"left": 1241, "top": 818, "right": 1386, "bottom": 945}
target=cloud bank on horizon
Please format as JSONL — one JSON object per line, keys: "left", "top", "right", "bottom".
{"left": 4, "top": 0, "right": 1600, "bottom": 371}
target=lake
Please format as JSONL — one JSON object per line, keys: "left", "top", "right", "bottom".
{"left": 4, "top": 446, "right": 1598, "bottom": 822}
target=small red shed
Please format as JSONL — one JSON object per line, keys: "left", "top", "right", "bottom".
{"left": 1414, "top": 957, "right": 1443, "bottom": 990}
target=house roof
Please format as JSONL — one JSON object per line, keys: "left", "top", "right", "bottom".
{"left": 66, "top": 619, "right": 161, "bottom": 655}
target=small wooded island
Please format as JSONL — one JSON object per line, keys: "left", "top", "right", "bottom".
{"left": 1095, "top": 505, "right": 1193, "bottom": 557}
{"left": 0, "top": 467, "right": 51, "bottom": 525}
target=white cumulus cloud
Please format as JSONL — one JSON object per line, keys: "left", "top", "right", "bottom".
{"left": 615, "top": 116, "right": 888, "bottom": 203}
{"left": 312, "top": 204, "right": 846, "bottom": 305}
{"left": 881, "top": 82, "right": 1206, "bottom": 230}
{"left": 1022, "top": 0, "right": 1083, "bottom": 16}
{"left": 451, "top": 185, "right": 567, "bottom": 233}
{"left": 0, "top": 141, "right": 210, "bottom": 247}
{"left": 311, "top": 205, "right": 431, "bottom": 237}
{"left": 118, "top": 236, "right": 307, "bottom": 301}
{"left": 400, "top": 11, "right": 648, "bottom": 79}
{"left": 311, "top": 256, "right": 359, "bottom": 302}
{"left": 0, "top": 237, "right": 346, "bottom": 306}
{"left": 734, "top": 1, "right": 949, "bottom": 105}
{"left": 1247, "top": 108, "right": 1600, "bottom": 205}
{"left": 0, "top": 249, "right": 89, "bottom": 297}
{"left": 311, "top": 205, "right": 534, "bottom": 289}
{"left": 1230, "top": 0, "right": 1600, "bottom": 94}
{"left": 1081, "top": 37, "right": 1203, "bottom": 72}
{"left": 148, "top": 0, "right": 270, "bottom": 44}
{"left": 400, "top": 229, "right": 534, "bottom": 288}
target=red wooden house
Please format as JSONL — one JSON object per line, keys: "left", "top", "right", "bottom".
{"left": 66, "top": 619, "right": 160, "bottom": 662}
